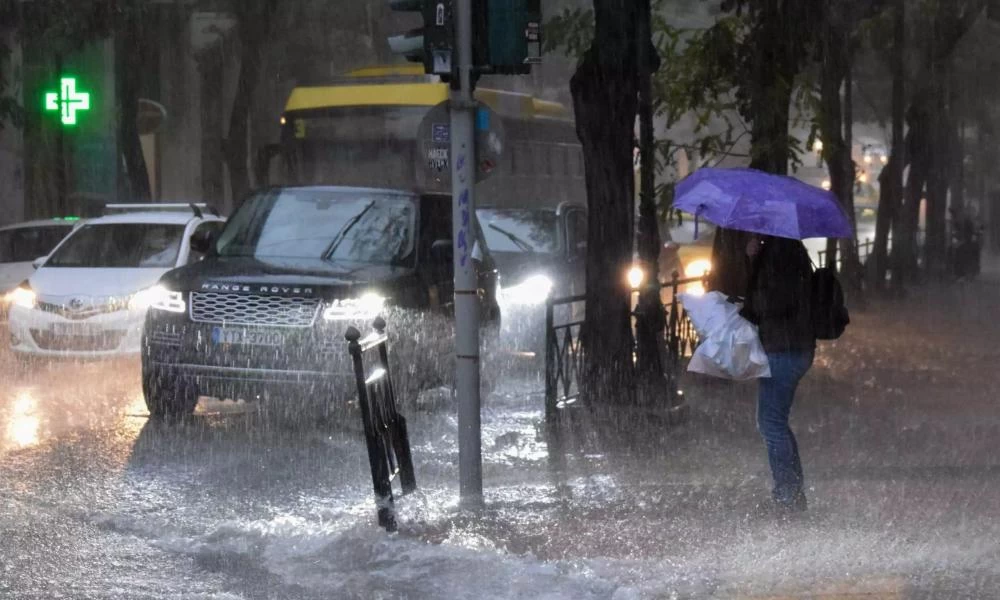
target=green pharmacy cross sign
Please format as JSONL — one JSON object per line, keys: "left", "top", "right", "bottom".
{"left": 44, "top": 77, "right": 92, "bottom": 126}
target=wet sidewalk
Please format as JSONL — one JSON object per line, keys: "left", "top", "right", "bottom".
{"left": 396, "top": 279, "right": 1000, "bottom": 598}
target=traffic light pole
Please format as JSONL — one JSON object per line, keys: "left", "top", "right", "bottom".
{"left": 450, "top": 0, "right": 483, "bottom": 507}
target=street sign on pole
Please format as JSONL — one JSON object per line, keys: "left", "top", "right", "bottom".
{"left": 450, "top": 0, "right": 483, "bottom": 508}
{"left": 417, "top": 100, "right": 504, "bottom": 188}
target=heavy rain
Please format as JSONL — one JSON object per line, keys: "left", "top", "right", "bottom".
{"left": 1, "top": 0, "right": 999, "bottom": 598}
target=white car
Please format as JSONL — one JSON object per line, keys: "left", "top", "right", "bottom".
{"left": 7, "top": 205, "right": 225, "bottom": 358}
{"left": 0, "top": 218, "right": 78, "bottom": 296}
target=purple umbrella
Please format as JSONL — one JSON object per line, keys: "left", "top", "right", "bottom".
{"left": 673, "top": 167, "right": 853, "bottom": 239}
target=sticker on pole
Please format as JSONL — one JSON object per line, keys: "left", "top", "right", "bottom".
{"left": 416, "top": 101, "right": 505, "bottom": 189}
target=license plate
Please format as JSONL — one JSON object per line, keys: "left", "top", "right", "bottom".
{"left": 211, "top": 327, "right": 285, "bottom": 347}
{"left": 52, "top": 323, "right": 95, "bottom": 337}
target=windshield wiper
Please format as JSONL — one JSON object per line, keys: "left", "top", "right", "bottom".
{"left": 323, "top": 200, "right": 376, "bottom": 261}
{"left": 488, "top": 223, "right": 534, "bottom": 253}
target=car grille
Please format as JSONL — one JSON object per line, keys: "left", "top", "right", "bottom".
{"left": 37, "top": 299, "right": 126, "bottom": 320}
{"left": 189, "top": 292, "right": 321, "bottom": 328}
{"left": 31, "top": 329, "right": 125, "bottom": 352}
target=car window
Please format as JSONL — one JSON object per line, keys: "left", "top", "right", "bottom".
{"left": 0, "top": 225, "right": 72, "bottom": 263}
{"left": 478, "top": 209, "right": 561, "bottom": 254}
{"left": 45, "top": 223, "right": 186, "bottom": 268}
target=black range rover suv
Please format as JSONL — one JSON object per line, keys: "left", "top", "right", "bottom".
{"left": 141, "top": 186, "right": 500, "bottom": 418}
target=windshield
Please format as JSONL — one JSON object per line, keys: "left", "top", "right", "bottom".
{"left": 45, "top": 223, "right": 184, "bottom": 268}
{"left": 216, "top": 188, "right": 415, "bottom": 265}
{"left": 478, "top": 209, "right": 561, "bottom": 254}
{"left": 0, "top": 225, "right": 71, "bottom": 263}
{"left": 272, "top": 107, "right": 426, "bottom": 190}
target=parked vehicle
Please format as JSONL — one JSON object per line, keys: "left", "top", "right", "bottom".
{"left": 658, "top": 210, "right": 716, "bottom": 298}
{"left": 0, "top": 218, "right": 78, "bottom": 298}
{"left": 140, "top": 186, "right": 500, "bottom": 419}
{"left": 7, "top": 204, "right": 225, "bottom": 358}
{"left": 478, "top": 203, "right": 586, "bottom": 357}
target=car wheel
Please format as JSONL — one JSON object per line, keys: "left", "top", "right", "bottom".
{"left": 142, "top": 368, "right": 197, "bottom": 420}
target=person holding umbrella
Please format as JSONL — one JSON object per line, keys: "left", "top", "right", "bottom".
{"left": 673, "top": 167, "right": 853, "bottom": 517}
{"left": 741, "top": 233, "right": 815, "bottom": 513}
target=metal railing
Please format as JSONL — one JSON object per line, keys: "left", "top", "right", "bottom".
{"left": 817, "top": 229, "right": 933, "bottom": 271}
{"left": 345, "top": 317, "right": 417, "bottom": 532}
{"left": 817, "top": 238, "right": 874, "bottom": 270}
{"left": 544, "top": 273, "right": 705, "bottom": 414}
{"left": 544, "top": 294, "right": 586, "bottom": 419}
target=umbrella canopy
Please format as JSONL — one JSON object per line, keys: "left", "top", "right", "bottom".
{"left": 673, "top": 167, "right": 853, "bottom": 240}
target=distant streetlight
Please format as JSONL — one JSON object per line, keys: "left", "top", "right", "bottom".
{"left": 821, "top": 179, "right": 831, "bottom": 190}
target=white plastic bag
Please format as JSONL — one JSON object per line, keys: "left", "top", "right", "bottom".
{"left": 678, "top": 291, "right": 771, "bottom": 381}
{"left": 679, "top": 291, "right": 739, "bottom": 338}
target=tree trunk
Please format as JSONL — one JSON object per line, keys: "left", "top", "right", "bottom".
{"left": 199, "top": 47, "right": 225, "bottom": 207}
{"left": 924, "top": 89, "right": 951, "bottom": 276}
{"left": 818, "top": 19, "right": 857, "bottom": 281}
{"left": 839, "top": 54, "right": 861, "bottom": 290}
{"left": 116, "top": 4, "right": 151, "bottom": 202}
{"left": 897, "top": 101, "right": 931, "bottom": 287}
{"left": 745, "top": 0, "right": 798, "bottom": 176}
{"left": 572, "top": 0, "right": 639, "bottom": 403}
{"left": 873, "top": 0, "right": 905, "bottom": 292}
{"left": 634, "top": 0, "right": 665, "bottom": 381}
{"left": 952, "top": 123, "right": 966, "bottom": 217}
{"left": 711, "top": 0, "right": 799, "bottom": 300}
{"left": 224, "top": 0, "right": 279, "bottom": 209}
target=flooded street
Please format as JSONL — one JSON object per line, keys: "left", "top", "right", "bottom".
{"left": 1, "top": 279, "right": 999, "bottom": 599}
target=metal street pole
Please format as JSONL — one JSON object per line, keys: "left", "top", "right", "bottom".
{"left": 450, "top": 0, "right": 483, "bottom": 507}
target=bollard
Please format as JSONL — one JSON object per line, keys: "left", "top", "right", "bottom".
{"left": 345, "top": 319, "right": 417, "bottom": 532}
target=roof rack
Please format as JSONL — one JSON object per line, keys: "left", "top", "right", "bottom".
{"left": 104, "top": 203, "right": 218, "bottom": 218}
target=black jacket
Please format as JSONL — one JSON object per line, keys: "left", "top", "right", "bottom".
{"left": 741, "top": 238, "right": 816, "bottom": 354}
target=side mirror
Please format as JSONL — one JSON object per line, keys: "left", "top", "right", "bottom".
{"left": 32, "top": 256, "right": 46, "bottom": 269}
{"left": 190, "top": 229, "right": 217, "bottom": 255}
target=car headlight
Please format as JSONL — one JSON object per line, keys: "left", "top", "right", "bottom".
{"left": 683, "top": 259, "right": 712, "bottom": 296}
{"left": 501, "top": 274, "right": 553, "bottom": 306}
{"left": 684, "top": 259, "right": 712, "bottom": 279}
{"left": 627, "top": 265, "right": 645, "bottom": 290}
{"left": 134, "top": 285, "right": 186, "bottom": 313}
{"left": 5, "top": 284, "right": 36, "bottom": 309}
{"left": 323, "top": 292, "right": 386, "bottom": 321}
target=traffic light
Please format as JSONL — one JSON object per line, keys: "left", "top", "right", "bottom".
{"left": 388, "top": 0, "right": 454, "bottom": 76}
{"left": 388, "top": 0, "right": 542, "bottom": 77}
{"left": 485, "top": 0, "right": 541, "bottom": 75}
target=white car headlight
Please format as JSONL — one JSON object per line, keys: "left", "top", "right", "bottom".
{"left": 501, "top": 274, "right": 553, "bottom": 306}
{"left": 627, "top": 265, "right": 645, "bottom": 290}
{"left": 683, "top": 259, "right": 712, "bottom": 296}
{"left": 134, "top": 285, "right": 186, "bottom": 313}
{"left": 684, "top": 259, "right": 712, "bottom": 279}
{"left": 323, "top": 293, "right": 386, "bottom": 321}
{"left": 6, "top": 285, "right": 36, "bottom": 309}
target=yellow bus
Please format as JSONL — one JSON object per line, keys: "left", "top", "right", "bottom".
{"left": 262, "top": 64, "right": 586, "bottom": 211}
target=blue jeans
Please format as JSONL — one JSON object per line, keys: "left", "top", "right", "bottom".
{"left": 758, "top": 350, "right": 814, "bottom": 506}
